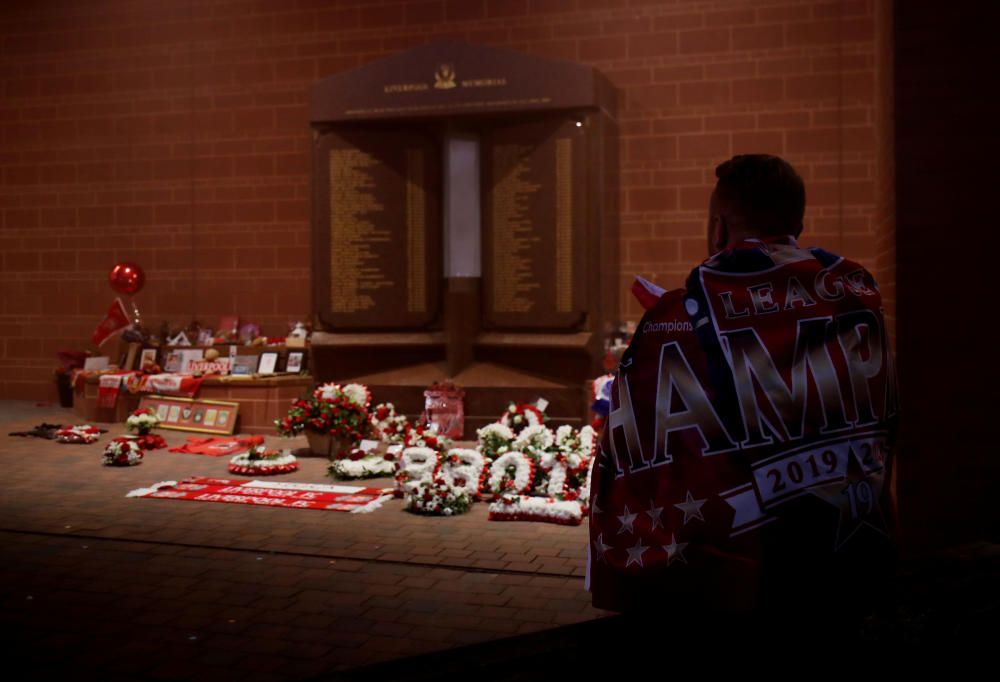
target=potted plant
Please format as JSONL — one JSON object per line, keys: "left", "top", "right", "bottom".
{"left": 276, "top": 383, "right": 371, "bottom": 458}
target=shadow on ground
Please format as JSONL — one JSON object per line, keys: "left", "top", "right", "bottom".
{"left": 328, "top": 541, "right": 998, "bottom": 679}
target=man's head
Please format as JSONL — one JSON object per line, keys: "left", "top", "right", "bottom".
{"left": 707, "top": 154, "right": 806, "bottom": 255}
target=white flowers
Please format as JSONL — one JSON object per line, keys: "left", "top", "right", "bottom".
{"left": 476, "top": 422, "right": 515, "bottom": 441}
{"left": 488, "top": 451, "right": 535, "bottom": 495}
{"left": 442, "top": 448, "right": 486, "bottom": 499}
{"left": 487, "top": 495, "right": 584, "bottom": 526}
{"left": 370, "top": 402, "right": 409, "bottom": 444}
{"left": 405, "top": 477, "right": 472, "bottom": 516}
{"left": 513, "top": 424, "right": 554, "bottom": 453}
{"left": 313, "top": 382, "right": 371, "bottom": 407}
{"left": 102, "top": 438, "right": 143, "bottom": 466}
{"left": 341, "top": 383, "right": 371, "bottom": 408}
{"left": 328, "top": 456, "right": 395, "bottom": 479}
{"left": 126, "top": 410, "right": 160, "bottom": 433}
{"left": 229, "top": 450, "right": 297, "bottom": 469}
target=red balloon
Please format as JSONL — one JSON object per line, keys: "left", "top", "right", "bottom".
{"left": 109, "top": 262, "right": 145, "bottom": 295}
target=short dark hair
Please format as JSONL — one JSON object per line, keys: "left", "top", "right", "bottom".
{"left": 714, "top": 154, "right": 806, "bottom": 237}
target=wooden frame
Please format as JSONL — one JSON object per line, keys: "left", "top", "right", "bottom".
{"left": 139, "top": 348, "right": 158, "bottom": 370}
{"left": 138, "top": 395, "right": 240, "bottom": 435}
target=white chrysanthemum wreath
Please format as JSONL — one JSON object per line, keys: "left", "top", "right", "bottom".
{"left": 405, "top": 476, "right": 472, "bottom": 516}
{"left": 394, "top": 446, "right": 440, "bottom": 497}
{"left": 488, "top": 451, "right": 536, "bottom": 496}
{"left": 441, "top": 448, "right": 486, "bottom": 499}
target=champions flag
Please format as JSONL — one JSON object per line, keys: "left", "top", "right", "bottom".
{"left": 589, "top": 237, "right": 898, "bottom": 613}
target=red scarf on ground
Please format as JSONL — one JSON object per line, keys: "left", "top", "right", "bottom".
{"left": 588, "top": 238, "right": 898, "bottom": 613}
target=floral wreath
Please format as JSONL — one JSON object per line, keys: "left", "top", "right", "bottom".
{"left": 488, "top": 495, "right": 583, "bottom": 526}
{"left": 403, "top": 424, "right": 452, "bottom": 453}
{"left": 395, "top": 446, "right": 440, "bottom": 497}
{"left": 228, "top": 440, "right": 299, "bottom": 475}
{"left": 405, "top": 476, "right": 472, "bottom": 516}
{"left": 369, "top": 402, "right": 409, "bottom": 444}
{"left": 441, "top": 448, "right": 487, "bottom": 499}
{"left": 476, "top": 422, "right": 515, "bottom": 462}
{"left": 103, "top": 437, "right": 143, "bottom": 466}
{"left": 126, "top": 407, "right": 161, "bottom": 434}
{"left": 328, "top": 453, "right": 396, "bottom": 480}
{"left": 498, "top": 402, "right": 545, "bottom": 433}
{"left": 513, "top": 424, "right": 555, "bottom": 453}
{"left": 56, "top": 425, "right": 102, "bottom": 444}
{"left": 487, "top": 451, "right": 536, "bottom": 497}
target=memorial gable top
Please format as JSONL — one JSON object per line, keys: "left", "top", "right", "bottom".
{"left": 310, "top": 40, "right": 616, "bottom": 123}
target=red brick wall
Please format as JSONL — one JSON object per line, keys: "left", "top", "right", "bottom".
{"left": 1, "top": 0, "right": 880, "bottom": 401}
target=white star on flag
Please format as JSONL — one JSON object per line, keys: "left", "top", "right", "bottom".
{"left": 593, "top": 533, "right": 612, "bottom": 563}
{"left": 645, "top": 501, "right": 664, "bottom": 530}
{"left": 663, "top": 534, "right": 688, "bottom": 566}
{"left": 617, "top": 505, "right": 637, "bottom": 535}
{"left": 674, "top": 490, "right": 706, "bottom": 525}
{"left": 626, "top": 539, "right": 648, "bottom": 568}
{"left": 591, "top": 495, "right": 603, "bottom": 517}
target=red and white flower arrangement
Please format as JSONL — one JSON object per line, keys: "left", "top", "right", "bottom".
{"left": 395, "top": 446, "right": 440, "bottom": 497}
{"left": 125, "top": 407, "right": 161, "bottom": 435}
{"left": 228, "top": 437, "right": 298, "bottom": 475}
{"left": 487, "top": 495, "right": 584, "bottom": 526}
{"left": 475, "top": 422, "right": 515, "bottom": 462}
{"left": 403, "top": 423, "right": 452, "bottom": 453}
{"left": 314, "top": 382, "right": 371, "bottom": 408}
{"left": 102, "top": 437, "right": 143, "bottom": 466}
{"left": 277, "top": 383, "right": 372, "bottom": 457}
{"left": 404, "top": 475, "right": 472, "bottom": 516}
{"left": 513, "top": 424, "right": 555, "bottom": 454}
{"left": 498, "top": 401, "right": 545, "bottom": 433}
{"left": 328, "top": 445, "right": 397, "bottom": 480}
{"left": 134, "top": 433, "right": 168, "bottom": 451}
{"left": 369, "top": 402, "right": 409, "bottom": 444}
{"left": 56, "top": 425, "right": 102, "bottom": 444}
{"left": 487, "top": 451, "right": 536, "bottom": 496}
{"left": 440, "top": 448, "right": 487, "bottom": 500}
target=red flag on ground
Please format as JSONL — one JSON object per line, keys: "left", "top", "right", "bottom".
{"left": 91, "top": 298, "right": 131, "bottom": 346}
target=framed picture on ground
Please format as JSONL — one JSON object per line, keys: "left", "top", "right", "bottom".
{"left": 138, "top": 395, "right": 240, "bottom": 435}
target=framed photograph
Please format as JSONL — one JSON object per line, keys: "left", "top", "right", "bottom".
{"left": 163, "top": 351, "right": 183, "bottom": 373}
{"left": 232, "top": 355, "right": 258, "bottom": 376}
{"left": 285, "top": 351, "right": 304, "bottom": 373}
{"left": 257, "top": 352, "right": 278, "bottom": 375}
{"left": 178, "top": 349, "right": 204, "bottom": 374}
{"left": 138, "top": 395, "right": 240, "bottom": 435}
{"left": 139, "top": 348, "right": 158, "bottom": 371}
{"left": 83, "top": 356, "right": 110, "bottom": 371}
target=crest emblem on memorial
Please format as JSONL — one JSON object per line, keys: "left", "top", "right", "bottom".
{"left": 434, "top": 63, "right": 456, "bottom": 89}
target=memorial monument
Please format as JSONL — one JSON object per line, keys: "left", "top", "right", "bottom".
{"left": 309, "top": 41, "right": 619, "bottom": 434}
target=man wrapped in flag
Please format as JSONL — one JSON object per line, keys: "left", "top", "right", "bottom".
{"left": 588, "top": 155, "right": 898, "bottom": 627}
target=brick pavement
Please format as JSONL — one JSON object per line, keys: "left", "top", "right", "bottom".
{"left": 0, "top": 401, "right": 609, "bottom": 680}
{"left": 4, "top": 401, "right": 997, "bottom": 678}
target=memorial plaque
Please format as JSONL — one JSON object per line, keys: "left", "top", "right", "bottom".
{"left": 314, "top": 129, "right": 441, "bottom": 329}
{"left": 482, "top": 117, "right": 587, "bottom": 329}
